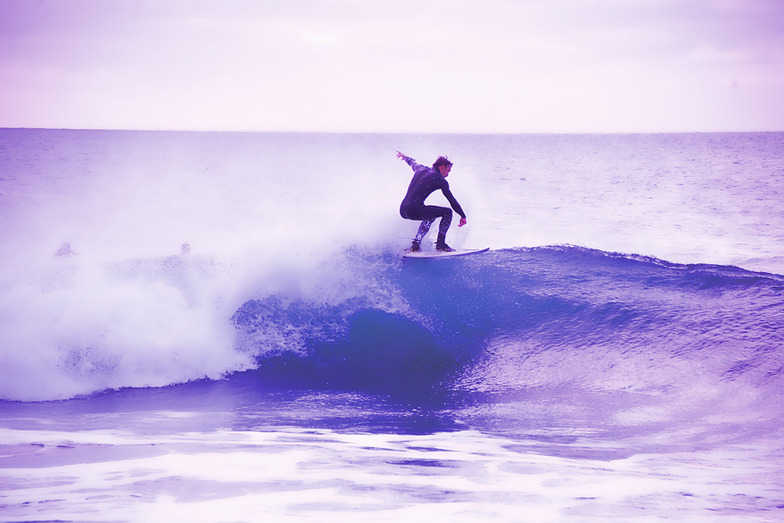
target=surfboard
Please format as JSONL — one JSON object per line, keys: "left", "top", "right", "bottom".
{"left": 402, "top": 247, "right": 490, "bottom": 259}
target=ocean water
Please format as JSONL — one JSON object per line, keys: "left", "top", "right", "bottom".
{"left": 1, "top": 129, "right": 783, "bottom": 521}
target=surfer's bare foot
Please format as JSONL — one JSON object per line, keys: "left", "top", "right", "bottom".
{"left": 436, "top": 244, "right": 455, "bottom": 252}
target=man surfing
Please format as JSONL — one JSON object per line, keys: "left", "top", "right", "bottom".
{"left": 396, "top": 151, "right": 467, "bottom": 252}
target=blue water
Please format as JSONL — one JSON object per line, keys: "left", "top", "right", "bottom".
{"left": 1, "top": 129, "right": 783, "bottom": 521}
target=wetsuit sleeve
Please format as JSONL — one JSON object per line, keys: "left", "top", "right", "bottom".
{"left": 441, "top": 182, "right": 466, "bottom": 219}
{"left": 401, "top": 155, "right": 424, "bottom": 172}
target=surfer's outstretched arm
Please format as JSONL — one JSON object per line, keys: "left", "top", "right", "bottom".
{"left": 396, "top": 151, "right": 421, "bottom": 170}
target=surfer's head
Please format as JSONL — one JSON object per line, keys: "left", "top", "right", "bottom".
{"left": 433, "top": 156, "right": 453, "bottom": 177}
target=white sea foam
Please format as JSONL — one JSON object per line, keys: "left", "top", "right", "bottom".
{"left": 0, "top": 130, "right": 406, "bottom": 399}
{"left": 0, "top": 255, "right": 250, "bottom": 401}
{"left": 1, "top": 426, "right": 781, "bottom": 522}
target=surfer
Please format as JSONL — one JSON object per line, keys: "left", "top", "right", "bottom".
{"left": 396, "top": 151, "right": 467, "bottom": 252}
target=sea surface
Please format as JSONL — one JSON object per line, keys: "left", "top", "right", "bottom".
{"left": 1, "top": 129, "right": 783, "bottom": 521}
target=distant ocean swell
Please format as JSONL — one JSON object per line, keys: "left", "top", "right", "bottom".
{"left": 5, "top": 244, "right": 780, "bottom": 406}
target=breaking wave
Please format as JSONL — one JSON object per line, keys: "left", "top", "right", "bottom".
{"left": 1, "top": 245, "right": 782, "bottom": 407}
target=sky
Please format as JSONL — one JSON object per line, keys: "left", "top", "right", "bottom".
{"left": 1, "top": 0, "right": 783, "bottom": 133}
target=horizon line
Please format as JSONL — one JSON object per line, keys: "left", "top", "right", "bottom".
{"left": 2, "top": 125, "right": 783, "bottom": 136}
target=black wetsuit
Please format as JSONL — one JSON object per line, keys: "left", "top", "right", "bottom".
{"left": 399, "top": 155, "right": 466, "bottom": 249}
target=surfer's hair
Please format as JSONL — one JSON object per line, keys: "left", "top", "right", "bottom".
{"left": 433, "top": 156, "right": 453, "bottom": 170}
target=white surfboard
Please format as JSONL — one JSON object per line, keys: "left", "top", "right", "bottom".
{"left": 402, "top": 247, "right": 490, "bottom": 259}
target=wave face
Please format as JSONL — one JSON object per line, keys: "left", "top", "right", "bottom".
{"left": 2, "top": 244, "right": 782, "bottom": 411}
{"left": 230, "top": 246, "right": 784, "bottom": 413}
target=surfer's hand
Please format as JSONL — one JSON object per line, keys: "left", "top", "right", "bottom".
{"left": 396, "top": 151, "right": 405, "bottom": 160}
{"left": 459, "top": 217, "right": 467, "bottom": 227}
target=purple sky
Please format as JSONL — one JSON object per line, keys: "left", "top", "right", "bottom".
{"left": 1, "top": 0, "right": 783, "bottom": 133}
